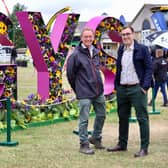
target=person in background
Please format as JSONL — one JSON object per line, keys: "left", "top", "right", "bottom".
{"left": 10, "top": 46, "right": 17, "bottom": 64}
{"left": 66, "top": 27, "right": 106, "bottom": 155}
{"left": 149, "top": 48, "right": 168, "bottom": 106}
{"left": 107, "top": 26, "right": 153, "bottom": 157}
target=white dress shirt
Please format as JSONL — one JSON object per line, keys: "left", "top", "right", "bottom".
{"left": 81, "top": 43, "right": 93, "bottom": 58}
{"left": 120, "top": 42, "right": 139, "bottom": 85}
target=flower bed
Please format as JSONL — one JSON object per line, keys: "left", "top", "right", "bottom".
{"left": 0, "top": 93, "right": 117, "bottom": 131}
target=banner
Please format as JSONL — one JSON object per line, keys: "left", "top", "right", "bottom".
{"left": 119, "top": 15, "right": 126, "bottom": 26}
{"left": 151, "top": 12, "right": 167, "bottom": 31}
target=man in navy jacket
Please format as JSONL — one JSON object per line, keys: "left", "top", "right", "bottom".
{"left": 67, "top": 27, "right": 106, "bottom": 155}
{"left": 107, "top": 26, "right": 153, "bottom": 157}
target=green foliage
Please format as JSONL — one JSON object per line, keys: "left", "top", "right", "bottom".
{"left": 9, "top": 3, "right": 27, "bottom": 48}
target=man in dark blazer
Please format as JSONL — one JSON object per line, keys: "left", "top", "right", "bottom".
{"left": 107, "top": 26, "right": 153, "bottom": 157}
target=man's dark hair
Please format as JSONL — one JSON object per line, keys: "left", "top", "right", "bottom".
{"left": 121, "top": 25, "right": 134, "bottom": 33}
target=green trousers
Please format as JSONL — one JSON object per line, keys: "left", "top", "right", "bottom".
{"left": 117, "top": 85, "right": 149, "bottom": 150}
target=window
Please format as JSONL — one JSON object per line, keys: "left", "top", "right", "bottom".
{"left": 142, "top": 19, "right": 151, "bottom": 30}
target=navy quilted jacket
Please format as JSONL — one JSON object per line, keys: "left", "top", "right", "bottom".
{"left": 66, "top": 43, "right": 104, "bottom": 99}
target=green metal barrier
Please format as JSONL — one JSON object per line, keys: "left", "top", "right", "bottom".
{"left": 0, "top": 98, "right": 19, "bottom": 146}
{"left": 149, "top": 88, "right": 160, "bottom": 115}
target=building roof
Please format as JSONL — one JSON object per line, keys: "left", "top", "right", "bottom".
{"left": 130, "top": 4, "right": 168, "bottom": 25}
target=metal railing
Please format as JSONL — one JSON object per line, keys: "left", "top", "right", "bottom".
{"left": 0, "top": 97, "right": 19, "bottom": 146}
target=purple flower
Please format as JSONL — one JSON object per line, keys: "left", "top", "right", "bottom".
{"left": 28, "top": 93, "right": 35, "bottom": 100}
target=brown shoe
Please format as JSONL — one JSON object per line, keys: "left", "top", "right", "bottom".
{"left": 107, "top": 145, "right": 127, "bottom": 152}
{"left": 79, "top": 143, "right": 95, "bottom": 155}
{"left": 134, "top": 149, "right": 148, "bottom": 157}
{"left": 89, "top": 136, "right": 105, "bottom": 149}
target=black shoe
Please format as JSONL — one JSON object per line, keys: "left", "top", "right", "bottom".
{"left": 107, "top": 145, "right": 127, "bottom": 152}
{"left": 161, "top": 103, "right": 168, "bottom": 107}
{"left": 89, "top": 136, "right": 105, "bottom": 149}
{"left": 79, "top": 143, "right": 95, "bottom": 155}
{"left": 134, "top": 149, "right": 148, "bottom": 157}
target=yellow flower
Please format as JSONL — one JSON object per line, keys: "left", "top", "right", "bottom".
{"left": 110, "top": 26, "right": 114, "bottom": 31}
{"left": 31, "top": 105, "right": 35, "bottom": 110}
{"left": 21, "top": 100, "right": 26, "bottom": 105}
{"left": 107, "top": 57, "right": 113, "bottom": 65}
{"left": 11, "top": 98, "right": 16, "bottom": 104}
{"left": 56, "top": 70, "right": 61, "bottom": 77}
{"left": 99, "top": 51, "right": 103, "bottom": 57}
{"left": 46, "top": 98, "right": 53, "bottom": 104}
{"left": 112, "top": 67, "right": 116, "bottom": 74}
{"left": 52, "top": 82, "right": 56, "bottom": 88}
{"left": 50, "top": 96, "right": 56, "bottom": 100}
{"left": 0, "top": 21, "right": 7, "bottom": 34}
{"left": 28, "top": 14, "right": 33, "bottom": 22}
{"left": 49, "top": 56, "right": 55, "bottom": 62}
{"left": 95, "top": 30, "right": 101, "bottom": 37}
{"left": 60, "top": 43, "right": 64, "bottom": 49}
{"left": 57, "top": 89, "right": 62, "bottom": 96}
{"left": 33, "top": 25, "right": 39, "bottom": 32}
{"left": 0, "top": 70, "right": 4, "bottom": 78}
{"left": 58, "top": 79, "right": 62, "bottom": 84}
{"left": 106, "top": 23, "right": 111, "bottom": 29}
{"left": 93, "top": 39, "right": 97, "bottom": 45}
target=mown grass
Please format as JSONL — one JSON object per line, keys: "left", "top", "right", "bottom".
{"left": 0, "top": 63, "right": 168, "bottom": 168}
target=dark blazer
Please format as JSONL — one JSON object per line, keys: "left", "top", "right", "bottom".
{"left": 153, "top": 56, "right": 168, "bottom": 82}
{"left": 115, "top": 40, "right": 153, "bottom": 91}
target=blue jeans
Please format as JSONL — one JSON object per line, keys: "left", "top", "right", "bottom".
{"left": 78, "top": 94, "right": 106, "bottom": 144}
{"left": 153, "top": 82, "right": 168, "bottom": 104}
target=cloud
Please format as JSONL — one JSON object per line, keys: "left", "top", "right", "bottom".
{"left": 1, "top": 0, "right": 168, "bottom": 23}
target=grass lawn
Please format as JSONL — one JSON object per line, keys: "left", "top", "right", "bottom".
{"left": 0, "top": 64, "right": 168, "bottom": 168}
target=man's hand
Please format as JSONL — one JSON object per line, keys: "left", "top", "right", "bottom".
{"left": 141, "top": 88, "right": 147, "bottom": 94}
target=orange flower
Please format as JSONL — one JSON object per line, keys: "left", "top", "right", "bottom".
{"left": 4, "top": 90, "right": 11, "bottom": 97}
{"left": 49, "top": 72, "right": 53, "bottom": 78}
{"left": 5, "top": 66, "right": 15, "bottom": 74}
{"left": 100, "top": 21, "right": 105, "bottom": 27}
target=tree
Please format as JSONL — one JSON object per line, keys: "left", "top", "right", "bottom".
{"left": 9, "top": 3, "right": 27, "bottom": 48}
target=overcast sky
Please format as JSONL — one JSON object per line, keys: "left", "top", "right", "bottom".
{"left": 0, "top": 0, "right": 168, "bottom": 23}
